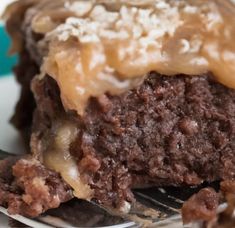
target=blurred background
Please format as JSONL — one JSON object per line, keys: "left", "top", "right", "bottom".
{"left": 0, "top": 0, "right": 17, "bottom": 77}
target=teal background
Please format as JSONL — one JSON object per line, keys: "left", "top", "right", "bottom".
{"left": 0, "top": 25, "right": 17, "bottom": 77}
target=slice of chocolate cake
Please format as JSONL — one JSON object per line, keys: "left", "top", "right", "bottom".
{"left": 2, "top": 0, "right": 235, "bottom": 217}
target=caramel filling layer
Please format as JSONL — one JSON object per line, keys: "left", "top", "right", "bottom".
{"left": 6, "top": 0, "right": 235, "bottom": 115}
{"left": 43, "top": 121, "right": 94, "bottom": 199}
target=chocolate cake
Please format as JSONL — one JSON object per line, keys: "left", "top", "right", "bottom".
{"left": 1, "top": 0, "right": 235, "bottom": 218}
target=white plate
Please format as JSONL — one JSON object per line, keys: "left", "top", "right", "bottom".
{"left": 0, "top": 75, "right": 24, "bottom": 154}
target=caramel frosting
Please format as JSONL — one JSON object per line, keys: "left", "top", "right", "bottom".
{"left": 5, "top": 0, "right": 235, "bottom": 115}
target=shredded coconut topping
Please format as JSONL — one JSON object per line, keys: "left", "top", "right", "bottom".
{"left": 52, "top": 1, "right": 182, "bottom": 45}
{"left": 10, "top": 0, "right": 235, "bottom": 115}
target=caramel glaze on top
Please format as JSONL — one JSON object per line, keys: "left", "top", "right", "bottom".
{"left": 4, "top": 0, "right": 235, "bottom": 115}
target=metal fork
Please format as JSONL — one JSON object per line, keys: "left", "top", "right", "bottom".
{"left": 0, "top": 149, "right": 206, "bottom": 227}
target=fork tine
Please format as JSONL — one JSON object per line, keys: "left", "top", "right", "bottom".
{"left": 135, "top": 188, "right": 183, "bottom": 211}
{"left": 135, "top": 191, "right": 180, "bottom": 214}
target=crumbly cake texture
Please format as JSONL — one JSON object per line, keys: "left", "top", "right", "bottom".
{"left": 2, "top": 0, "right": 235, "bottom": 218}
{"left": 182, "top": 181, "right": 235, "bottom": 227}
{"left": 182, "top": 188, "right": 219, "bottom": 224}
{"left": 31, "top": 71, "right": 235, "bottom": 209}
{"left": 0, "top": 156, "right": 72, "bottom": 217}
